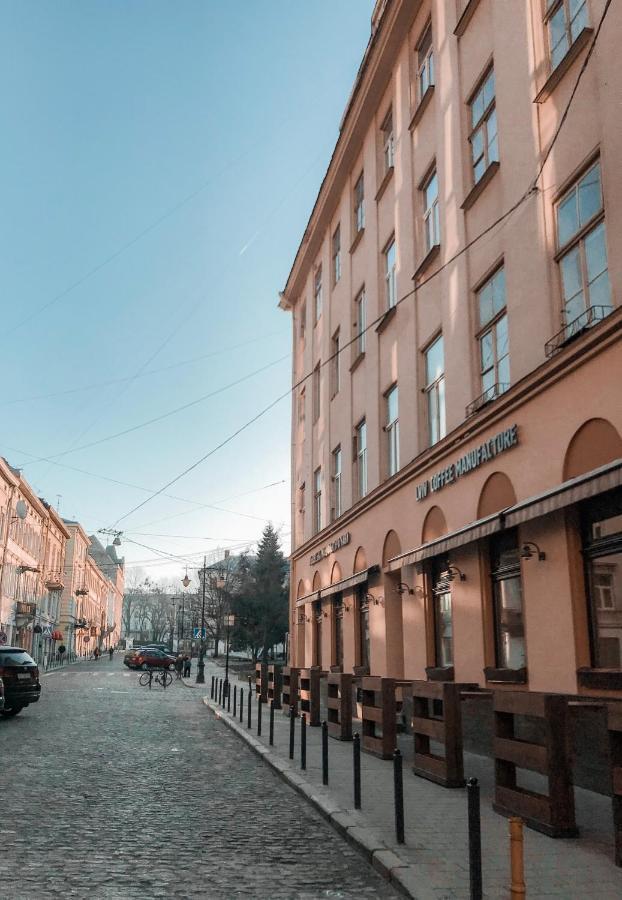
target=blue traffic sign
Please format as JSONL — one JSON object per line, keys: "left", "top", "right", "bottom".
{"left": 193, "top": 627, "right": 207, "bottom": 639}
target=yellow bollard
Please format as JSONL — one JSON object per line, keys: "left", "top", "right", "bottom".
{"left": 510, "top": 817, "right": 526, "bottom": 898}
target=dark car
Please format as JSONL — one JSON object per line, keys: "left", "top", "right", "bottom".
{"left": 0, "top": 647, "right": 41, "bottom": 717}
{"left": 0, "top": 676, "right": 4, "bottom": 713}
{"left": 123, "top": 647, "right": 176, "bottom": 670}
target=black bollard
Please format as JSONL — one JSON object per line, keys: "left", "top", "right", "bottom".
{"left": 301, "top": 714, "right": 306, "bottom": 770}
{"left": 353, "top": 732, "right": 361, "bottom": 809}
{"left": 218, "top": 679, "right": 222, "bottom": 705}
{"left": 269, "top": 700, "right": 275, "bottom": 746}
{"left": 210, "top": 675, "right": 215, "bottom": 699}
{"left": 393, "top": 749, "right": 405, "bottom": 844}
{"left": 289, "top": 705, "right": 295, "bottom": 760}
{"left": 322, "top": 721, "right": 328, "bottom": 786}
{"left": 247, "top": 688, "right": 252, "bottom": 729}
{"left": 257, "top": 696, "right": 262, "bottom": 737}
{"left": 227, "top": 682, "right": 231, "bottom": 713}
{"left": 233, "top": 685, "right": 237, "bottom": 717}
{"left": 239, "top": 687, "right": 244, "bottom": 723}
{"left": 467, "top": 778, "right": 483, "bottom": 900}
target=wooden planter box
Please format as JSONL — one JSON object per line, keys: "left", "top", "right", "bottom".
{"left": 267, "top": 664, "right": 282, "bottom": 710}
{"left": 361, "top": 677, "right": 397, "bottom": 760}
{"left": 282, "top": 666, "right": 299, "bottom": 716}
{"left": 327, "top": 673, "right": 353, "bottom": 741}
{"left": 255, "top": 662, "right": 268, "bottom": 703}
{"left": 299, "top": 667, "right": 321, "bottom": 726}
{"left": 412, "top": 680, "right": 477, "bottom": 787}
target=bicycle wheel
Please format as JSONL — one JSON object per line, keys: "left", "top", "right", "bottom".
{"left": 139, "top": 672, "right": 151, "bottom": 686}
{"left": 162, "top": 671, "right": 173, "bottom": 687}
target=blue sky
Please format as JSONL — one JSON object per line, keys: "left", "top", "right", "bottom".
{"left": 0, "top": 1, "right": 374, "bottom": 579}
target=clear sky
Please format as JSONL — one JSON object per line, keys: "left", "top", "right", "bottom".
{"left": 0, "top": 0, "right": 374, "bottom": 580}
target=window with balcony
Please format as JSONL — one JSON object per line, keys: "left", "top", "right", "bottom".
{"left": 332, "top": 446, "right": 342, "bottom": 520}
{"left": 331, "top": 330, "right": 340, "bottom": 397}
{"left": 472, "top": 267, "right": 509, "bottom": 411}
{"left": 332, "top": 225, "right": 341, "bottom": 285}
{"left": 355, "top": 288, "right": 366, "bottom": 356}
{"left": 354, "top": 172, "right": 365, "bottom": 234}
{"left": 314, "top": 266, "right": 323, "bottom": 323}
{"left": 546, "top": 0, "right": 589, "bottom": 70}
{"left": 424, "top": 335, "right": 446, "bottom": 446}
{"left": 381, "top": 109, "right": 394, "bottom": 173}
{"left": 355, "top": 420, "right": 367, "bottom": 499}
{"left": 469, "top": 67, "right": 498, "bottom": 185}
{"left": 313, "top": 467, "right": 322, "bottom": 534}
{"left": 384, "top": 237, "right": 397, "bottom": 309}
{"left": 385, "top": 384, "right": 399, "bottom": 477}
{"left": 417, "top": 22, "right": 434, "bottom": 100}
{"left": 423, "top": 170, "right": 440, "bottom": 252}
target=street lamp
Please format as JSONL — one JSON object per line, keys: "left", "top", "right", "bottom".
{"left": 224, "top": 614, "right": 235, "bottom": 694}
{"left": 196, "top": 556, "right": 207, "bottom": 684}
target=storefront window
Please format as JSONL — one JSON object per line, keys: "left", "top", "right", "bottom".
{"left": 314, "top": 602, "right": 322, "bottom": 669}
{"left": 582, "top": 491, "right": 622, "bottom": 668}
{"left": 334, "top": 595, "right": 343, "bottom": 667}
{"left": 490, "top": 530, "right": 526, "bottom": 670}
{"left": 431, "top": 557, "right": 453, "bottom": 667}
{"left": 356, "top": 585, "right": 370, "bottom": 670}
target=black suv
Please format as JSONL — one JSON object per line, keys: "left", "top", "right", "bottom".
{"left": 0, "top": 647, "right": 42, "bottom": 717}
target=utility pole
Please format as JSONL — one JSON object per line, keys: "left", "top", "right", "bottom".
{"left": 196, "top": 556, "right": 207, "bottom": 684}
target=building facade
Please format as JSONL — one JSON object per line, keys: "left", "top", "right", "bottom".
{"left": 280, "top": 0, "right": 622, "bottom": 706}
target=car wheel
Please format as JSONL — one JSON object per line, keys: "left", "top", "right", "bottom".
{"left": 2, "top": 706, "right": 23, "bottom": 717}
{"left": 141, "top": 663, "right": 148, "bottom": 671}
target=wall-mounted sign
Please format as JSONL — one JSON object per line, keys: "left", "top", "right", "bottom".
{"left": 415, "top": 425, "right": 519, "bottom": 501}
{"left": 310, "top": 532, "right": 351, "bottom": 565}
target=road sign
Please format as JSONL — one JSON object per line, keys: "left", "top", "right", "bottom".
{"left": 193, "top": 627, "right": 207, "bottom": 640}
{"left": 42, "top": 626, "right": 52, "bottom": 638}
{"left": 0, "top": 631, "right": 7, "bottom": 645}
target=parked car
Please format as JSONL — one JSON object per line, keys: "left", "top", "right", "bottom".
{"left": 123, "top": 647, "right": 176, "bottom": 670}
{"left": 0, "top": 676, "right": 4, "bottom": 713}
{"left": 0, "top": 647, "right": 41, "bottom": 717}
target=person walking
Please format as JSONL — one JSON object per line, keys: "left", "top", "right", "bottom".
{"left": 108, "top": 646, "right": 114, "bottom": 661}
{"left": 175, "top": 654, "right": 184, "bottom": 679}
{"left": 183, "top": 654, "right": 191, "bottom": 678}
{"left": 93, "top": 646, "right": 100, "bottom": 662}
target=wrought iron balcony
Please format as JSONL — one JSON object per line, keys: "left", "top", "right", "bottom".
{"left": 74, "top": 585, "right": 89, "bottom": 596}
{"left": 466, "top": 382, "right": 509, "bottom": 418}
{"left": 545, "top": 304, "right": 612, "bottom": 358}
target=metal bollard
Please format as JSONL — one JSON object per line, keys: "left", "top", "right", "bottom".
{"left": 218, "top": 679, "right": 222, "bottom": 705}
{"left": 301, "top": 714, "right": 306, "bottom": 770}
{"left": 239, "top": 687, "right": 244, "bottom": 723}
{"left": 233, "top": 685, "right": 237, "bottom": 717}
{"left": 227, "top": 682, "right": 231, "bottom": 713}
{"left": 509, "top": 817, "right": 526, "bottom": 899}
{"left": 269, "top": 700, "right": 275, "bottom": 746}
{"left": 393, "top": 748, "right": 405, "bottom": 844}
{"left": 467, "top": 778, "right": 483, "bottom": 900}
{"left": 353, "top": 732, "right": 361, "bottom": 809}
{"left": 257, "top": 696, "right": 262, "bottom": 737}
{"left": 211, "top": 675, "right": 215, "bottom": 699}
{"left": 289, "top": 705, "right": 295, "bottom": 760}
{"left": 247, "top": 688, "right": 252, "bottom": 729}
{"left": 322, "top": 720, "right": 328, "bottom": 786}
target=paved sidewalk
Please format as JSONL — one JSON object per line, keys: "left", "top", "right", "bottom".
{"left": 201, "top": 661, "right": 622, "bottom": 900}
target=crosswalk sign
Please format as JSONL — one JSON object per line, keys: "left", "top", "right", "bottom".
{"left": 193, "top": 627, "right": 207, "bottom": 639}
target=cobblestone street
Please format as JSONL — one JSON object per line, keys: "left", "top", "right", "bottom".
{"left": 0, "top": 658, "right": 398, "bottom": 899}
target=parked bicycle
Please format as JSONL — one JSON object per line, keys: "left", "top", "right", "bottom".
{"left": 138, "top": 668, "right": 173, "bottom": 689}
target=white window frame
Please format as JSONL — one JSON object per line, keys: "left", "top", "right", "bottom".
{"left": 385, "top": 384, "right": 399, "bottom": 477}
{"left": 355, "top": 420, "right": 368, "bottom": 499}
{"left": 354, "top": 172, "right": 365, "bottom": 233}
{"left": 312, "top": 364, "right": 320, "bottom": 423}
{"left": 417, "top": 22, "right": 434, "bottom": 100}
{"left": 424, "top": 335, "right": 446, "bottom": 446}
{"left": 381, "top": 109, "right": 394, "bottom": 173}
{"left": 314, "top": 266, "right": 323, "bottom": 323}
{"left": 384, "top": 238, "right": 397, "bottom": 309}
{"left": 332, "top": 446, "right": 342, "bottom": 521}
{"left": 468, "top": 67, "right": 498, "bottom": 185}
{"left": 332, "top": 226, "right": 341, "bottom": 285}
{"left": 476, "top": 266, "right": 510, "bottom": 402}
{"left": 545, "top": 0, "right": 589, "bottom": 71}
{"left": 331, "top": 330, "right": 340, "bottom": 397}
{"left": 313, "top": 468, "right": 322, "bottom": 534}
{"left": 423, "top": 170, "right": 440, "bottom": 252}
{"left": 355, "top": 288, "right": 366, "bottom": 356}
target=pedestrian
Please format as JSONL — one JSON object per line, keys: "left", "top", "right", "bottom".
{"left": 175, "top": 654, "right": 184, "bottom": 679}
{"left": 94, "top": 646, "right": 100, "bottom": 662}
{"left": 183, "top": 654, "right": 191, "bottom": 678}
{"left": 108, "top": 646, "right": 114, "bottom": 661}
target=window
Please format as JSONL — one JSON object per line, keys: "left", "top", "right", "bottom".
{"left": 385, "top": 385, "right": 399, "bottom": 477}
{"left": 298, "top": 482, "right": 305, "bottom": 524}
{"left": 314, "top": 267, "right": 323, "bottom": 323}
{"left": 332, "top": 226, "right": 341, "bottom": 285}
{"left": 354, "top": 172, "right": 365, "bottom": 233}
{"left": 381, "top": 109, "right": 394, "bottom": 172}
{"left": 355, "top": 288, "right": 366, "bottom": 355}
{"left": 356, "top": 584, "right": 370, "bottom": 670}
{"left": 332, "top": 446, "right": 342, "bottom": 520}
{"left": 490, "top": 530, "right": 525, "bottom": 670}
{"left": 431, "top": 557, "right": 453, "bottom": 668}
{"left": 331, "top": 330, "right": 340, "bottom": 397}
{"left": 423, "top": 170, "right": 440, "bottom": 251}
{"left": 299, "top": 302, "right": 306, "bottom": 340}
{"left": 477, "top": 267, "right": 509, "bottom": 401}
{"left": 424, "top": 335, "right": 446, "bottom": 446}
{"left": 384, "top": 238, "right": 397, "bottom": 309}
{"left": 297, "top": 388, "right": 305, "bottom": 426}
{"left": 355, "top": 420, "right": 367, "bottom": 499}
{"left": 469, "top": 68, "right": 498, "bottom": 184}
{"left": 334, "top": 595, "right": 344, "bottom": 667}
{"left": 546, "top": 0, "right": 589, "bottom": 70}
{"left": 312, "top": 363, "right": 320, "bottom": 423}
{"left": 313, "top": 468, "right": 322, "bottom": 534}
{"left": 582, "top": 491, "right": 622, "bottom": 668}
{"left": 417, "top": 22, "right": 434, "bottom": 99}
{"left": 556, "top": 161, "right": 611, "bottom": 325}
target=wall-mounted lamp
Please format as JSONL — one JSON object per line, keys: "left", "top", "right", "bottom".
{"left": 323, "top": 611, "right": 329, "bottom": 618}
{"left": 365, "top": 592, "right": 384, "bottom": 607}
{"left": 446, "top": 565, "right": 466, "bottom": 582}
{"left": 396, "top": 582, "right": 414, "bottom": 596}
{"left": 521, "top": 541, "right": 546, "bottom": 561}
{"left": 344, "top": 603, "right": 352, "bottom": 614}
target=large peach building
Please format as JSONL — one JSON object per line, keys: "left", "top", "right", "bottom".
{"left": 280, "top": 0, "right": 621, "bottom": 742}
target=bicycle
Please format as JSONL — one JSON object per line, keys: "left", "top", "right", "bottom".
{"left": 138, "top": 668, "right": 173, "bottom": 689}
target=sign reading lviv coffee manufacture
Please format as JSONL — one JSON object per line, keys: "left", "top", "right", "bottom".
{"left": 415, "top": 424, "right": 519, "bottom": 501}
{"left": 310, "top": 532, "right": 351, "bottom": 565}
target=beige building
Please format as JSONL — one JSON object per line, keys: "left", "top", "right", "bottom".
{"left": 280, "top": 0, "right": 621, "bottom": 723}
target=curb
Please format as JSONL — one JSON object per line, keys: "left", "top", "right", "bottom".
{"left": 202, "top": 696, "right": 420, "bottom": 899}
{"left": 40, "top": 660, "right": 87, "bottom": 678}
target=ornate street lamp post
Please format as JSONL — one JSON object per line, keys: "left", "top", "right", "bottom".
{"left": 196, "top": 557, "right": 207, "bottom": 684}
{"left": 224, "top": 613, "right": 235, "bottom": 694}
